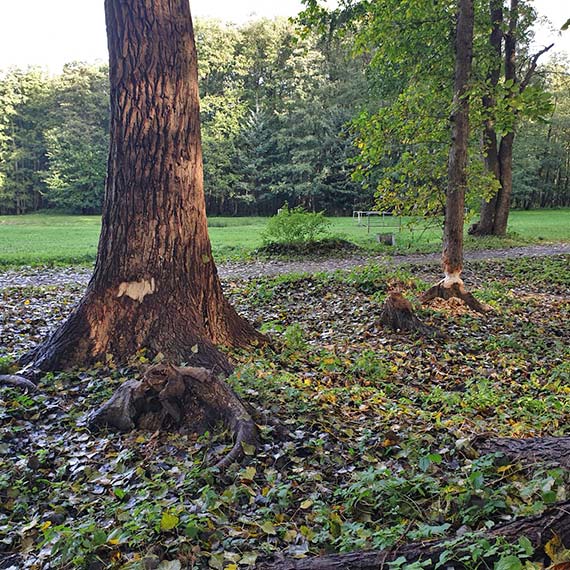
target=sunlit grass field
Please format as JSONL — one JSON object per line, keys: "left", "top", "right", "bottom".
{"left": 0, "top": 209, "right": 568, "bottom": 268}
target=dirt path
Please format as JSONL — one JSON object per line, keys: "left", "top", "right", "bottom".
{"left": 1, "top": 243, "right": 568, "bottom": 290}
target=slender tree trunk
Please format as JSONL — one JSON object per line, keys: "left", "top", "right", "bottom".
{"left": 494, "top": 130, "right": 515, "bottom": 235}
{"left": 442, "top": 0, "right": 474, "bottom": 283}
{"left": 492, "top": 0, "right": 518, "bottom": 236}
{"left": 22, "top": 0, "right": 262, "bottom": 374}
{"left": 472, "top": 0, "right": 502, "bottom": 236}
{"left": 421, "top": 0, "right": 487, "bottom": 314}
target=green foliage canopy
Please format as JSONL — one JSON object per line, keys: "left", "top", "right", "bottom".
{"left": 300, "top": 0, "right": 556, "bottom": 218}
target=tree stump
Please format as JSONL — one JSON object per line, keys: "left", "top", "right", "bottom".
{"left": 89, "top": 363, "right": 257, "bottom": 470}
{"left": 378, "top": 292, "right": 435, "bottom": 334}
{"left": 376, "top": 232, "right": 395, "bottom": 246}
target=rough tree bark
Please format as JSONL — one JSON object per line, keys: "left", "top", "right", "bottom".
{"left": 471, "top": 0, "right": 503, "bottom": 236}
{"left": 473, "top": 435, "right": 570, "bottom": 468}
{"left": 421, "top": 0, "right": 486, "bottom": 313}
{"left": 21, "top": 0, "right": 263, "bottom": 374}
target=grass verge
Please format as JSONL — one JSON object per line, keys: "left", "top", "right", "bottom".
{"left": 0, "top": 209, "right": 568, "bottom": 268}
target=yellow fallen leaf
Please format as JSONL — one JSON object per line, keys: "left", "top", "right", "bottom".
{"left": 160, "top": 512, "right": 180, "bottom": 532}
{"left": 545, "top": 535, "right": 570, "bottom": 564}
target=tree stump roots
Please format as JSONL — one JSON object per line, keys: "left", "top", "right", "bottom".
{"left": 421, "top": 281, "right": 488, "bottom": 314}
{"left": 88, "top": 363, "right": 257, "bottom": 470}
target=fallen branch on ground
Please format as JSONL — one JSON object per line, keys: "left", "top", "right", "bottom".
{"left": 473, "top": 435, "right": 570, "bottom": 468}
{"left": 266, "top": 501, "right": 570, "bottom": 570}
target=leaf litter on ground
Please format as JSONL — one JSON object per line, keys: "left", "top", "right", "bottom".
{"left": 0, "top": 255, "right": 569, "bottom": 569}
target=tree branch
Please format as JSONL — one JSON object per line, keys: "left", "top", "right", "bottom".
{"left": 520, "top": 44, "right": 554, "bottom": 91}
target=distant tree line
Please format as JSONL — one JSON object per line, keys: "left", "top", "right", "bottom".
{"left": 512, "top": 61, "right": 570, "bottom": 209}
{"left": 0, "top": 19, "right": 370, "bottom": 216}
{"left": 0, "top": 17, "right": 568, "bottom": 216}
{"left": 0, "top": 63, "right": 108, "bottom": 215}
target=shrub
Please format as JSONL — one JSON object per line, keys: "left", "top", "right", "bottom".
{"left": 262, "top": 204, "right": 331, "bottom": 245}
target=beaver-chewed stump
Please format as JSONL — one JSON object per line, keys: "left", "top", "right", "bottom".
{"left": 420, "top": 281, "right": 488, "bottom": 314}
{"left": 378, "top": 292, "right": 436, "bottom": 335}
{"left": 88, "top": 363, "right": 257, "bottom": 470}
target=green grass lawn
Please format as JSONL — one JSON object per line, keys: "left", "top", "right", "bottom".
{"left": 0, "top": 209, "right": 568, "bottom": 268}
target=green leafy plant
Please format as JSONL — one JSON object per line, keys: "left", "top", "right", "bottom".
{"left": 262, "top": 204, "right": 331, "bottom": 245}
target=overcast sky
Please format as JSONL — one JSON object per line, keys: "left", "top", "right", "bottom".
{"left": 0, "top": 0, "right": 567, "bottom": 72}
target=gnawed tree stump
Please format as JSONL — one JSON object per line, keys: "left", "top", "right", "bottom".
{"left": 378, "top": 292, "right": 435, "bottom": 335}
{"left": 267, "top": 500, "right": 570, "bottom": 570}
{"left": 0, "top": 374, "right": 38, "bottom": 392}
{"left": 473, "top": 435, "right": 570, "bottom": 468}
{"left": 421, "top": 280, "right": 488, "bottom": 314}
{"left": 89, "top": 363, "right": 257, "bottom": 470}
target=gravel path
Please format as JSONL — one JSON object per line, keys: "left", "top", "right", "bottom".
{"left": 1, "top": 243, "right": 569, "bottom": 290}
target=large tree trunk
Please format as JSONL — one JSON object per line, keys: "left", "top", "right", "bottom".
{"left": 21, "top": 0, "right": 262, "bottom": 374}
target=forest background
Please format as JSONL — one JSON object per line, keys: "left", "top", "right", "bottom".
{"left": 1, "top": 16, "right": 569, "bottom": 219}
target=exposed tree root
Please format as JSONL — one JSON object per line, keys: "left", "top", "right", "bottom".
{"left": 0, "top": 374, "right": 38, "bottom": 392}
{"left": 378, "top": 292, "right": 436, "bottom": 335}
{"left": 421, "top": 281, "right": 488, "bottom": 314}
{"left": 267, "top": 500, "right": 570, "bottom": 570}
{"left": 473, "top": 435, "right": 570, "bottom": 468}
{"left": 88, "top": 363, "right": 257, "bottom": 470}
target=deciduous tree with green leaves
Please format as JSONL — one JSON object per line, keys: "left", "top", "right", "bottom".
{"left": 470, "top": 0, "right": 554, "bottom": 236}
{"left": 301, "top": 0, "right": 554, "bottom": 232}
{"left": 420, "top": 0, "right": 488, "bottom": 313}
